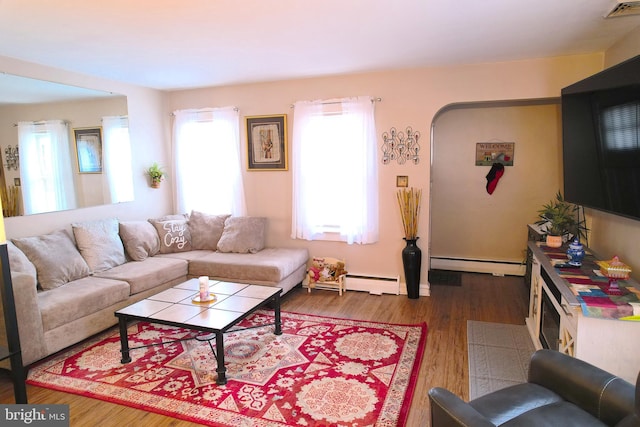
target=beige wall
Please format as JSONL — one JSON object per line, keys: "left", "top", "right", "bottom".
{"left": 431, "top": 102, "right": 562, "bottom": 267}
{"left": 0, "top": 56, "right": 172, "bottom": 238}
{"left": 6, "top": 50, "right": 636, "bottom": 289}
{"left": 168, "top": 54, "right": 604, "bottom": 290}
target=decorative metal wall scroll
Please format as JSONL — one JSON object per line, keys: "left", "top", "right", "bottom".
{"left": 381, "top": 127, "right": 420, "bottom": 165}
{"left": 4, "top": 145, "right": 19, "bottom": 170}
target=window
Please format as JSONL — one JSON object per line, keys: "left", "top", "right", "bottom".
{"left": 102, "top": 116, "right": 134, "bottom": 203}
{"left": 601, "top": 101, "right": 639, "bottom": 152}
{"left": 17, "top": 120, "right": 77, "bottom": 215}
{"left": 172, "top": 107, "right": 246, "bottom": 215}
{"left": 291, "top": 96, "right": 379, "bottom": 244}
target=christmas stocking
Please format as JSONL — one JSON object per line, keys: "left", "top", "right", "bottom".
{"left": 486, "top": 162, "right": 504, "bottom": 195}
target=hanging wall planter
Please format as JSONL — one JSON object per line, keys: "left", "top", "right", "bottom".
{"left": 151, "top": 177, "right": 162, "bottom": 189}
{"left": 146, "top": 162, "right": 165, "bottom": 189}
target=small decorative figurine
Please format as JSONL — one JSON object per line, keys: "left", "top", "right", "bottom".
{"left": 566, "top": 238, "right": 585, "bottom": 266}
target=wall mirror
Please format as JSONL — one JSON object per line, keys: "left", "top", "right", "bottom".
{"left": 0, "top": 73, "right": 134, "bottom": 216}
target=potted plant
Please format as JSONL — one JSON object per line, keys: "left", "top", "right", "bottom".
{"left": 535, "top": 191, "right": 586, "bottom": 247}
{"left": 145, "top": 162, "right": 165, "bottom": 188}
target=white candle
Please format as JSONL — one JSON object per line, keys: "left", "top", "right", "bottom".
{"left": 199, "top": 276, "right": 209, "bottom": 300}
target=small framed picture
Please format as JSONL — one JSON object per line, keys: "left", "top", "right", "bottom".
{"left": 246, "top": 115, "right": 287, "bottom": 171}
{"left": 396, "top": 175, "right": 408, "bottom": 187}
{"left": 74, "top": 127, "right": 103, "bottom": 173}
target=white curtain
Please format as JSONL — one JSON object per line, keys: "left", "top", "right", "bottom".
{"left": 291, "top": 96, "right": 379, "bottom": 244}
{"left": 17, "top": 120, "right": 77, "bottom": 215}
{"left": 102, "top": 115, "right": 134, "bottom": 203}
{"left": 172, "top": 107, "right": 246, "bottom": 215}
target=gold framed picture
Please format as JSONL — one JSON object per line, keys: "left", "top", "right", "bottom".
{"left": 74, "top": 127, "right": 103, "bottom": 173}
{"left": 396, "top": 175, "right": 408, "bottom": 187}
{"left": 246, "top": 115, "right": 287, "bottom": 171}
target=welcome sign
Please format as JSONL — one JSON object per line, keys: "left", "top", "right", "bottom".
{"left": 475, "top": 142, "right": 515, "bottom": 166}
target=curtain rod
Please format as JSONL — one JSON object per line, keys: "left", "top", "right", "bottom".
{"left": 101, "top": 115, "right": 128, "bottom": 121}
{"left": 289, "top": 97, "right": 382, "bottom": 108}
{"left": 13, "top": 120, "right": 70, "bottom": 127}
{"left": 170, "top": 107, "right": 239, "bottom": 116}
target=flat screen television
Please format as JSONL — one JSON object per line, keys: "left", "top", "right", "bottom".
{"left": 561, "top": 54, "right": 640, "bottom": 221}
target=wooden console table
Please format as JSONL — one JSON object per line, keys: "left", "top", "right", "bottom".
{"left": 526, "top": 241, "right": 640, "bottom": 383}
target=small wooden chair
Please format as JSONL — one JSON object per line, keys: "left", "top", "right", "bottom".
{"left": 306, "top": 256, "right": 347, "bottom": 296}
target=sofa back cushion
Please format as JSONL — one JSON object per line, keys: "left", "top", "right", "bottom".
{"left": 6, "top": 241, "right": 37, "bottom": 279}
{"left": 12, "top": 229, "right": 90, "bottom": 290}
{"left": 217, "top": 216, "right": 266, "bottom": 254}
{"left": 72, "top": 218, "right": 126, "bottom": 273}
{"left": 119, "top": 220, "right": 161, "bottom": 261}
{"left": 188, "top": 211, "right": 230, "bottom": 250}
{"left": 150, "top": 218, "right": 193, "bottom": 253}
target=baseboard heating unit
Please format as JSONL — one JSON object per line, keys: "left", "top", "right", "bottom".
{"left": 430, "top": 257, "right": 525, "bottom": 277}
{"left": 345, "top": 274, "right": 400, "bottom": 295}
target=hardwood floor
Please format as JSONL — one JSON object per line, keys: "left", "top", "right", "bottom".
{"left": 0, "top": 272, "right": 529, "bottom": 426}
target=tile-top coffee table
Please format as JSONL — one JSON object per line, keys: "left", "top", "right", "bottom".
{"left": 115, "top": 279, "right": 282, "bottom": 385}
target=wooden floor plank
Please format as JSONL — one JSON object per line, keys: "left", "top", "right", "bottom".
{"left": 0, "top": 272, "right": 529, "bottom": 426}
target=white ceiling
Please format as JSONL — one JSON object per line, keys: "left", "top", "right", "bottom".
{"left": 1, "top": 0, "right": 639, "bottom": 91}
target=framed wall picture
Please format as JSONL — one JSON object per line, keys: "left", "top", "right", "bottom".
{"left": 246, "top": 115, "right": 287, "bottom": 170}
{"left": 74, "top": 127, "right": 103, "bottom": 173}
{"left": 475, "top": 142, "right": 515, "bottom": 166}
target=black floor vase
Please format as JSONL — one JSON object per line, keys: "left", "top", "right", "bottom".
{"left": 402, "top": 238, "right": 422, "bottom": 299}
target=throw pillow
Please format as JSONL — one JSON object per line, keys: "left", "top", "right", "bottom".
{"left": 6, "top": 241, "right": 37, "bottom": 278}
{"left": 72, "top": 218, "right": 126, "bottom": 273}
{"left": 152, "top": 213, "right": 189, "bottom": 222}
{"left": 188, "top": 211, "right": 230, "bottom": 250}
{"left": 12, "top": 229, "right": 90, "bottom": 290}
{"left": 119, "top": 220, "right": 161, "bottom": 261}
{"left": 150, "top": 218, "right": 193, "bottom": 253}
{"left": 216, "top": 216, "right": 266, "bottom": 254}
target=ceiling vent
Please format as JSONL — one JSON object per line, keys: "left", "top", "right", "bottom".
{"left": 605, "top": 1, "right": 640, "bottom": 18}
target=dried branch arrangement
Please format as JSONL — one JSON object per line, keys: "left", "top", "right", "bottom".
{"left": 396, "top": 187, "right": 422, "bottom": 239}
{"left": 1, "top": 186, "right": 20, "bottom": 217}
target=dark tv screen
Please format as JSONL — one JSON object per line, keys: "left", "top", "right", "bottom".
{"left": 561, "top": 55, "right": 640, "bottom": 221}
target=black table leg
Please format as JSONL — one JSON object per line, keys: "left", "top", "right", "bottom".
{"left": 215, "top": 332, "right": 227, "bottom": 385}
{"left": 118, "top": 316, "right": 131, "bottom": 363}
{"left": 9, "top": 352, "right": 27, "bottom": 403}
{"left": 274, "top": 292, "right": 282, "bottom": 336}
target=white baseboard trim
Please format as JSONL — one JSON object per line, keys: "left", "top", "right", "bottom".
{"left": 430, "top": 257, "right": 525, "bottom": 277}
{"left": 303, "top": 274, "right": 431, "bottom": 297}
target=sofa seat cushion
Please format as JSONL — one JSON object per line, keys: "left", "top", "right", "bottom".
{"left": 38, "top": 277, "right": 130, "bottom": 332}
{"left": 470, "top": 383, "right": 564, "bottom": 426}
{"left": 188, "top": 248, "right": 309, "bottom": 284}
{"left": 93, "top": 257, "right": 188, "bottom": 295}
{"left": 502, "top": 401, "right": 607, "bottom": 426}
{"left": 155, "top": 250, "right": 213, "bottom": 262}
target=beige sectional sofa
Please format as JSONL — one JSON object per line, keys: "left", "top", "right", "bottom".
{"left": 5, "top": 212, "right": 308, "bottom": 367}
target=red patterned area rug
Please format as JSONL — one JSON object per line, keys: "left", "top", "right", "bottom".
{"left": 27, "top": 310, "right": 427, "bottom": 426}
